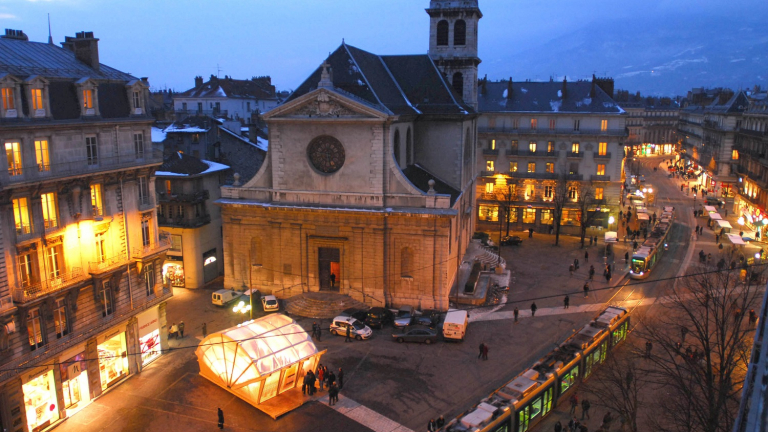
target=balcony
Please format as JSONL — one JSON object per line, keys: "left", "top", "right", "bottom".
{"left": 158, "top": 214, "right": 211, "bottom": 228}
{"left": 506, "top": 149, "right": 518, "bottom": 156}
{"left": 509, "top": 172, "right": 558, "bottom": 180}
{"left": 738, "top": 128, "right": 768, "bottom": 138}
{"left": 482, "top": 148, "right": 499, "bottom": 156}
{"left": 590, "top": 175, "right": 612, "bottom": 181}
{"left": 12, "top": 268, "right": 88, "bottom": 303}
{"left": 0, "top": 150, "right": 164, "bottom": 188}
{"left": 594, "top": 153, "right": 612, "bottom": 159}
{"left": 478, "top": 127, "right": 627, "bottom": 137}
{"left": 518, "top": 150, "right": 558, "bottom": 157}
{"left": 89, "top": 252, "right": 129, "bottom": 275}
{"left": 14, "top": 224, "right": 35, "bottom": 244}
{"left": 157, "top": 189, "right": 210, "bottom": 203}
{"left": 138, "top": 196, "right": 156, "bottom": 212}
{"left": 567, "top": 152, "right": 583, "bottom": 158}
{"left": 703, "top": 120, "right": 724, "bottom": 131}
{"left": 132, "top": 236, "right": 171, "bottom": 260}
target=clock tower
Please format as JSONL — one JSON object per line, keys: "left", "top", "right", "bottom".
{"left": 427, "top": 0, "right": 482, "bottom": 110}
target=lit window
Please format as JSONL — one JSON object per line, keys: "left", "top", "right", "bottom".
{"left": 561, "top": 209, "right": 581, "bottom": 226}
{"left": 541, "top": 209, "right": 553, "bottom": 224}
{"left": 547, "top": 141, "right": 555, "bottom": 153}
{"left": 529, "top": 141, "right": 537, "bottom": 152}
{"left": 82, "top": 89, "right": 93, "bottom": 109}
{"left": 597, "top": 164, "right": 606, "bottom": 176}
{"left": 95, "top": 232, "right": 106, "bottom": 263}
{"left": 510, "top": 162, "right": 518, "bottom": 172}
{"left": 598, "top": 142, "right": 607, "bottom": 156}
{"left": 478, "top": 205, "right": 498, "bottom": 222}
{"left": 141, "top": 218, "right": 151, "bottom": 247}
{"left": 510, "top": 140, "right": 519, "bottom": 151}
{"left": 490, "top": 139, "right": 496, "bottom": 150}
{"left": 12, "top": 197, "right": 31, "bottom": 235}
{"left": 595, "top": 187, "right": 604, "bottom": 200}
{"left": 17, "top": 252, "right": 37, "bottom": 288}
{"left": 528, "top": 162, "right": 536, "bottom": 173}
{"left": 546, "top": 163, "right": 554, "bottom": 173}
{"left": 5, "top": 141, "right": 22, "bottom": 176}
{"left": 31, "top": 88, "right": 43, "bottom": 111}
{"left": 732, "top": 150, "right": 739, "bottom": 160}
{"left": 54, "top": 298, "right": 69, "bottom": 338}
{"left": 531, "top": 118, "right": 538, "bottom": 130}
{"left": 571, "top": 142, "right": 580, "bottom": 153}
{"left": 525, "top": 184, "right": 535, "bottom": 200}
{"left": 1, "top": 87, "right": 14, "bottom": 110}
{"left": 41, "top": 192, "right": 58, "bottom": 229}
{"left": 601, "top": 119, "right": 608, "bottom": 131}
{"left": 46, "top": 244, "right": 62, "bottom": 279}
{"left": 485, "top": 182, "right": 494, "bottom": 194}
{"left": 523, "top": 208, "right": 536, "bottom": 223}
{"left": 544, "top": 185, "right": 553, "bottom": 200}
{"left": 27, "top": 309, "right": 45, "bottom": 350}
{"left": 569, "top": 186, "right": 578, "bottom": 201}
{"left": 34, "top": 139, "right": 50, "bottom": 172}
{"left": 91, "top": 183, "right": 103, "bottom": 216}
{"left": 486, "top": 160, "right": 495, "bottom": 171}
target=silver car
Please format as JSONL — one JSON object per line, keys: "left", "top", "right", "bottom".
{"left": 393, "top": 305, "right": 414, "bottom": 328}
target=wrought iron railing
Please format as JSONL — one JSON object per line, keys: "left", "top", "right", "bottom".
{"left": 88, "top": 252, "right": 129, "bottom": 274}
{"left": 132, "top": 236, "right": 171, "bottom": 259}
{"left": 12, "top": 268, "right": 87, "bottom": 303}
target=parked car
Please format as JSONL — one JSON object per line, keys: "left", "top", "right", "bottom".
{"left": 706, "top": 197, "right": 725, "bottom": 207}
{"left": 500, "top": 235, "right": 523, "bottom": 246}
{"left": 329, "top": 316, "right": 373, "bottom": 340}
{"left": 411, "top": 309, "right": 440, "bottom": 327}
{"left": 340, "top": 308, "right": 368, "bottom": 323}
{"left": 393, "top": 305, "right": 415, "bottom": 328}
{"left": 392, "top": 326, "right": 438, "bottom": 344}
{"left": 261, "top": 295, "right": 279, "bottom": 312}
{"left": 364, "top": 307, "right": 394, "bottom": 329}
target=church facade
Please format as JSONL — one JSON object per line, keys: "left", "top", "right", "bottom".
{"left": 219, "top": 1, "right": 481, "bottom": 310}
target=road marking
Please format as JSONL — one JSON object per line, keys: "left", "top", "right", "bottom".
{"left": 319, "top": 395, "right": 414, "bottom": 432}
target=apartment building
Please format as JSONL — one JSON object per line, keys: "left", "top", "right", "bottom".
{"left": 0, "top": 29, "right": 170, "bottom": 431}
{"left": 173, "top": 75, "right": 279, "bottom": 124}
{"left": 733, "top": 92, "right": 768, "bottom": 238}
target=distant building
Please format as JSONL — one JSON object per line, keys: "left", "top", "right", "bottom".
{"left": 475, "top": 77, "right": 627, "bottom": 235}
{"left": 0, "top": 29, "right": 169, "bottom": 431}
{"left": 155, "top": 152, "right": 228, "bottom": 289}
{"left": 616, "top": 93, "right": 679, "bottom": 156}
{"left": 148, "top": 89, "right": 175, "bottom": 123}
{"left": 173, "top": 75, "right": 279, "bottom": 124}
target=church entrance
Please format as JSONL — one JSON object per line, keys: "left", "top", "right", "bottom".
{"left": 318, "top": 247, "right": 340, "bottom": 291}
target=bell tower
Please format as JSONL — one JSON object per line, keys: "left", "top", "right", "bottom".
{"left": 427, "top": 0, "right": 482, "bottom": 110}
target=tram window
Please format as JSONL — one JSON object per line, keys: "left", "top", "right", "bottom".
{"left": 543, "top": 387, "right": 553, "bottom": 416}
{"left": 493, "top": 424, "right": 509, "bottom": 432}
{"left": 599, "top": 341, "right": 607, "bottom": 363}
{"left": 585, "top": 346, "right": 603, "bottom": 378}
{"left": 612, "top": 322, "right": 628, "bottom": 347}
{"left": 518, "top": 408, "right": 531, "bottom": 432}
{"left": 631, "top": 259, "right": 645, "bottom": 273}
{"left": 530, "top": 396, "right": 543, "bottom": 419}
{"left": 560, "top": 366, "right": 579, "bottom": 394}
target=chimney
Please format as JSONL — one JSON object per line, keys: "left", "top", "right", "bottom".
{"left": 70, "top": 31, "right": 100, "bottom": 71}
{"left": 2, "top": 29, "right": 28, "bottom": 41}
{"left": 194, "top": 76, "right": 203, "bottom": 87}
{"left": 562, "top": 77, "right": 568, "bottom": 99}
{"left": 507, "top": 77, "right": 513, "bottom": 99}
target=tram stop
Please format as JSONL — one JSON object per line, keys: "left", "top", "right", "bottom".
{"left": 195, "top": 314, "right": 326, "bottom": 419}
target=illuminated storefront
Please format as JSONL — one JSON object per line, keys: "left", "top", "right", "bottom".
{"left": 22, "top": 368, "right": 59, "bottom": 431}
{"left": 137, "top": 307, "right": 161, "bottom": 366}
{"left": 196, "top": 314, "right": 326, "bottom": 418}
{"left": 97, "top": 331, "right": 129, "bottom": 390}
{"left": 60, "top": 349, "right": 90, "bottom": 417}
{"left": 163, "top": 257, "right": 185, "bottom": 288}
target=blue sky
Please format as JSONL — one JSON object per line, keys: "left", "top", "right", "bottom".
{"left": 1, "top": 0, "right": 764, "bottom": 93}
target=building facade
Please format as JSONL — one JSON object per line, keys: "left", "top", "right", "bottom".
{"left": 156, "top": 153, "right": 228, "bottom": 289}
{"left": 475, "top": 78, "right": 627, "bottom": 236}
{"left": 173, "top": 75, "right": 279, "bottom": 124}
{"left": 732, "top": 93, "right": 768, "bottom": 238}
{"left": 0, "top": 29, "right": 170, "bottom": 431}
{"left": 618, "top": 98, "right": 679, "bottom": 156}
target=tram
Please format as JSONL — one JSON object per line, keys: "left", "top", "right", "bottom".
{"left": 441, "top": 306, "right": 631, "bottom": 432}
{"left": 629, "top": 206, "right": 675, "bottom": 279}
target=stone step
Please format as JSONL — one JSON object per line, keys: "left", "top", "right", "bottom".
{"left": 285, "top": 293, "right": 369, "bottom": 319}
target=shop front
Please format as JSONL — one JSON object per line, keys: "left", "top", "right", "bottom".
{"left": 734, "top": 194, "right": 767, "bottom": 240}
{"left": 21, "top": 367, "right": 59, "bottom": 432}
{"left": 137, "top": 307, "right": 161, "bottom": 366}
{"left": 97, "top": 328, "right": 129, "bottom": 391}
{"left": 59, "top": 345, "right": 90, "bottom": 417}
{"left": 163, "top": 256, "right": 185, "bottom": 288}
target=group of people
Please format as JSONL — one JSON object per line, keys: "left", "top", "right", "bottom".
{"left": 551, "top": 393, "right": 619, "bottom": 432}
{"left": 426, "top": 416, "right": 446, "bottom": 431}
{"left": 311, "top": 322, "right": 323, "bottom": 341}
{"left": 302, "top": 364, "right": 344, "bottom": 406}
{"left": 168, "top": 321, "right": 185, "bottom": 339}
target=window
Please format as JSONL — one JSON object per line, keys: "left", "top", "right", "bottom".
{"left": 573, "top": 119, "right": 580, "bottom": 131}
{"left": 197, "top": 102, "right": 202, "bottom": 113}
{"left": 144, "top": 263, "right": 155, "bottom": 297}
{"left": 436, "top": 20, "right": 449, "bottom": 46}
{"left": 141, "top": 218, "right": 151, "bottom": 246}
{"left": 134, "top": 133, "right": 145, "bottom": 158}
{"left": 512, "top": 118, "right": 519, "bottom": 129}
{"left": 95, "top": 232, "right": 106, "bottom": 263}
{"left": 524, "top": 184, "right": 535, "bottom": 200}
{"left": 182, "top": 102, "right": 187, "bottom": 111}
{"left": 31, "top": 88, "right": 43, "bottom": 111}
{"left": 13, "top": 197, "right": 31, "bottom": 235}
{"left": 509, "top": 162, "right": 518, "bottom": 172}
{"left": 170, "top": 234, "right": 182, "bottom": 252}
{"left": 546, "top": 163, "right": 554, "bottom": 173}
{"left": 17, "top": 252, "right": 37, "bottom": 288}
{"left": 490, "top": 139, "right": 496, "bottom": 150}
{"left": 732, "top": 149, "right": 739, "bottom": 160}
{"left": 215, "top": 102, "right": 221, "bottom": 112}
{"left": 569, "top": 163, "right": 579, "bottom": 175}
{"left": 568, "top": 186, "right": 578, "bottom": 201}
{"left": 133, "top": 91, "right": 141, "bottom": 110}
{"left": 2, "top": 87, "right": 14, "bottom": 110}
{"left": 5, "top": 141, "right": 22, "bottom": 176}
{"left": 544, "top": 185, "right": 553, "bottom": 200}
{"left": 34, "top": 139, "right": 50, "bottom": 172}
{"left": 27, "top": 309, "right": 45, "bottom": 351}
{"left": 46, "top": 244, "right": 63, "bottom": 279}
{"left": 453, "top": 20, "right": 466, "bottom": 46}
{"left": 571, "top": 142, "right": 579, "bottom": 153}
{"left": 138, "top": 176, "right": 149, "bottom": 205}
{"left": 192, "top": 133, "right": 200, "bottom": 144}
{"left": 549, "top": 119, "right": 555, "bottom": 130}
{"left": 601, "top": 119, "right": 608, "bottom": 131}
{"left": 82, "top": 89, "right": 93, "bottom": 110}
{"left": 41, "top": 192, "right": 58, "bottom": 229}
{"left": 91, "top": 183, "right": 103, "bottom": 216}
{"left": 527, "top": 162, "right": 536, "bottom": 173}
{"left": 523, "top": 208, "right": 536, "bottom": 223}
{"left": 595, "top": 187, "right": 604, "bottom": 200}
{"left": 478, "top": 205, "right": 498, "bottom": 222}
{"left": 486, "top": 160, "right": 495, "bottom": 171}
{"left": 100, "top": 282, "right": 113, "bottom": 317}
{"left": 541, "top": 209, "right": 553, "bottom": 224}
{"left": 529, "top": 141, "right": 537, "bottom": 153}
{"left": 247, "top": 101, "right": 252, "bottom": 112}
{"left": 597, "top": 164, "right": 606, "bottom": 176}
{"left": 598, "top": 142, "right": 607, "bottom": 156}
{"left": 54, "top": 298, "right": 69, "bottom": 338}
{"left": 547, "top": 141, "right": 555, "bottom": 153}
{"left": 530, "top": 118, "right": 538, "bottom": 130}
{"left": 560, "top": 365, "right": 579, "bottom": 394}
{"left": 86, "top": 136, "right": 98, "bottom": 165}
{"left": 561, "top": 209, "right": 580, "bottom": 225}
{"left": 510, "top": 140, "right": 519, "bottom": 151}
{"left": 485, "top": 182, "right": 494, "bottom": 194}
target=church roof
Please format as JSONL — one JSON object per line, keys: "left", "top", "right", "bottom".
{"left": 477, "top": 80, "right": 624, "bottom": 114}
{"left": 285, "top": 43, "right": 473, "bottom": 116}
{"left": 402, "top": 164, "right": 461, "bottom": 205}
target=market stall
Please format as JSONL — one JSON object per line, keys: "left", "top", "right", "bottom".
{"left": 715, "top": 219, "right": 732, "bottom": 235}
{"left": 196, "top": 314, "right": 325, "bottom": 419}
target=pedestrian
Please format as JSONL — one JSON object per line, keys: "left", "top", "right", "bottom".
{"left": 590, "top": 236, "right": 594, "bottom": 246}
{"left": 330, "top": 272, "right": 336, "bottom": 288}
{"left": 308, "top": 370, "right": 316, "bottom": 395}
{"left": 569, "top": 417, "right": 579, "bottom": 432}
{"left": 531, "top": 302, "right": 537, "bottom": 317}
{"left": 645, "top": 340, "right": 653, "bottom": 358}
{"left": 554, "top": 420, "right": 563, "bottom": 432}
{"left": 428, "top": 418, "right": 437, "bottom": 432}
{"left": 569, "top": 394, "right": 579, "bottom": 415}
{"left": 602, "top": 412, "right": 613, "bottom": 430}
{"left": 574, "top": 258, "right": 580, "bottom": 270}
{"left": 513, "top": 306, "right": 519, "bottom": 322}
{"left": 338, "top": 367, "right": 344, "bottom": 389}
{"left": 327, "top": 370, "right": 336, "bottom": 387}
{"left": 217, "top": 407, "right": 224, "bottom": 430}
{"left": 569, "top": 263, "right": 575, "bottom": 276}
{"left": 202, "top": 322, "right": 208, "bottom": 338}
{"left": 328, "top": 383, "right": 339, "bottom": 406}
{"left": 316, "top": 323, "right": 322, "bottom": 342}
{"left": 529, "top": 227, "right": 534, "bottom": 238}
{"left": 302, "top": 371, "right": 309, "bottom": 395}
{"left": 593, "top": 235, "right": 597, "bottom": 245}
{"left": 624, "top": 251, "right": 629, "bottom": 263}
{"left": 436, "top": 416, "right": 445, "bottom": 428}
{"left": 482, "top": 343, "right": 489, "bottom": 360}
{"left": 345, "top": 324, "right": 352, "bottom": 342}
{"left": 589, "top": 265, "right": 595, "bottom": 280}
{"left": 583, "top": 282, "right": 590, "bottom": 298}
{"left": 564, "top": 295, "right": 570, "bottom": 309}
{"left": 633, "top": 241, "right": 638, "bottom": 251}
{"left": 318, "top": 364, "right": 325, "bottom": 391}
{"left": 585, "top": 251, "right": 589, "bottom": 262}
{"left": 581, "top": 398, "right": 591, "bottom": 420}
{"left": 312, "top": 322, "right": 318, "bottom": 340}
{"left": 478, "top": 342, "right": 485, "bottom": 359}
{"left": 605, "top": 269, "right": 612, "bottom": 283}
{"left": 178, "top": 321, "right": 185, "bottom": 338}
{"left": 170, "top": 322, "right": 178, "bottom": 339}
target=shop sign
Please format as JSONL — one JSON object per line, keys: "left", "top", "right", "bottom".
{"left": 137, "top": 308, "right": 161, "bottom": 365}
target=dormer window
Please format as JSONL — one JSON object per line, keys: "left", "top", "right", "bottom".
{"left": 133, "top": 91, "right": 141, "bottom": 113}
{"left": 75, "top": 77, "right": 99, "bottom": 116}
{"left": 126, "top": 80, "right": 147, "bottom": 115}
{"left": 83, "top": 89, "right": 94, "bottom": 111}
{"left": 25, "top": 76, "right": 49, "bottom": 118}
{"left": 2, "top": 88, "right": 15, "bottom": 114}
{"left": 0, "top": 74, "right": 21, "bottom": 118}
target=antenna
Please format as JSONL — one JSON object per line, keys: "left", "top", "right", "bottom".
{"left": 47, "top": 13, "right": 52, "bottom": 45}
{"left": 216, "top": 64, "right": 223, "bottom": 78}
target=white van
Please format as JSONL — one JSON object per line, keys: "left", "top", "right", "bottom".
{"left": 212, "top": 289, "right": 239, "bottom": 306}
{"left": 443, "top": 309, "right": 468, "bottom": 341}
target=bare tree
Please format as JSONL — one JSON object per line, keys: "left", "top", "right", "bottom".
{"left": 551, "top": 171, "right": 569, "bottom": 246}
{"left": 576, "top": 181, "right": 600, "bottom": 247}
{"left": 640, "top": 251, "right": 764, "bottom": 432}
{"left": 582, "top": 346, "right": 645, "bottom": 432}
{"left": 496, "top": 181, "right": 517, "bottom": 237}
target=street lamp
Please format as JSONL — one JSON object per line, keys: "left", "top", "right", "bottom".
{"left": 609, "top": 216, "right": 616, "bottom": 232}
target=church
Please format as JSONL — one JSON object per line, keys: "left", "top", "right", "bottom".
{"left": 218, "top": 1, "right": 482, "bottom": 310}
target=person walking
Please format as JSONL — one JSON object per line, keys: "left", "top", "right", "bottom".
{"left": 178, "top": 322, "right": 185, "bottom": 338}
{"left": 529, "top": 227, "right": 534, "bottom": 238}
{"left": 585, "top": 251, "right": 589, "bottom": 262}
{"left": 202, "top": 322, "right": 208, "bottom": 338}
{"left": 605, "top": 269, "right": 612, "bottom": 283}
{"left": 569, "top": 263, "right": 575, "bottom": 276}
{"left": 602, "top": 412, "right": 614, "bottom": 430}
{"left": 307, "top": 370, "right": 316, "bottom": 396}
{"left": 581, "top": 398, "right": 591, "bottom": 420}
{"left": 624, "top": 251, "right": 629, "bottom": 264}
{"left": 302, "top": 371, "right": 310, "bottom": 395}
{"left": 531, "top": 302, "right": 538, "bottom": 317}
{"left": 327, "top": 370, "right": 336, "bottom": 387}
{"left": 170, "top": 323, "right": 178, "bottom": 339}
{"left": 338, "top": 367, "right": 344, "bottom": 389}
{"left": 569, "top": 394, "right": 579, "bottom": 415}
{"left": 328, "top": 383, "right": 339, "bottom": 406}
{"left": 645, "top": 340, "right": 653, "bottom": 358}
{"left": 564, "top": 295, "right": 570, "bottom": 309}
{"left": 589, "top": 265, "right": 595, "bottom": 280}
{"left": 318, "top": 364, "right": 325, "bottom": 391}
{"left": 478, "top": 342, "right": 485, "bottom": 359}
{"left": 345, "top": 324, "right": 352, "bottom": 342}
{"left": 574, "top": 258, "right": 580, "bottom": 270}
{"left": 315, "top": 323, "right": 322, "bottom": 342}
{"left": 312, "top": 322, "right": 319, "bottom": 340}
{"left": 583, "top": 282, "right": 590, "bottom": 298}
{"left": 217, "top": 408, "right": 224, "bottom": 430}
{"left": 436, "top": 416, "right": 445, "bottom": 428}
{"left": 513, "top": 307, "right": 519, "bottom": 323}
{"left": 330, "top": 272, "right": 336, "bottom": 288}
{"left": 482, "top": 343, "right": 489, "bottom": 360}
{"left": 593, "top": 235, "right": 598, "bottom": 245}
{"left": 428, "top": 418, "right": 437, "bottom": 432}
{"left": 554, "top": 420, "right": 563, "bottom": 432}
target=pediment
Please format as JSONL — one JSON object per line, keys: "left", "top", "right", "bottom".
{"left": 0, "top": 73, "right": 22, "bottom": 86}
{"left": 265, "top": 88, "right": 387, "bottom": 121}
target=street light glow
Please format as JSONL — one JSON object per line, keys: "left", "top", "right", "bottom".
{"left": 233, "top": 301, "right": 252, "bottom": 314}
{"left": 738, "top": 217, "right": 745, "bottom": 226}
{"left": 609, "top": 216, "right": 615, "bottom": 224}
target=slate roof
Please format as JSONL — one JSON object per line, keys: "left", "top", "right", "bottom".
{"left": 285, "top": 42, "right": 472, "bottom": 116}
{"left": 177, "top": 76, "right": 277, "bottom": 101}
{"left": 477, "top": 81, "right": 624, "bottom": 114}
{"left": 401, "top": 164, "right": 461, "bottom": 206}
{"left": 0, "top": 37, "right": 136, "bottom": 81}
{"left": 158, "top": 152, "right": 211, "bottom": 175}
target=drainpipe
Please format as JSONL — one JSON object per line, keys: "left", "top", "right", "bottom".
{"left": 120, "top": 177, "right": 134, "bottom": 310}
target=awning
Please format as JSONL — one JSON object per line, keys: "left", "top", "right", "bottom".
{"left": 727, "top": 234, "right": 746, "bottom": 245}
{"left": 709, "top": 213, "right": 722, "bottom": 221}
{"left": 638, "top": 213, "right": 650, "bottom": 221}
{"left": 604, "top": 231, "right": 618, "bottom": 243}
{"left": 703, "top": 206, "right": 718, "bottom": 213}
{"left": 636, "top": 206, "right": 648, "bottom": 213}
{"left": 715, "top": 220, "right": 732, "bottom": 229}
